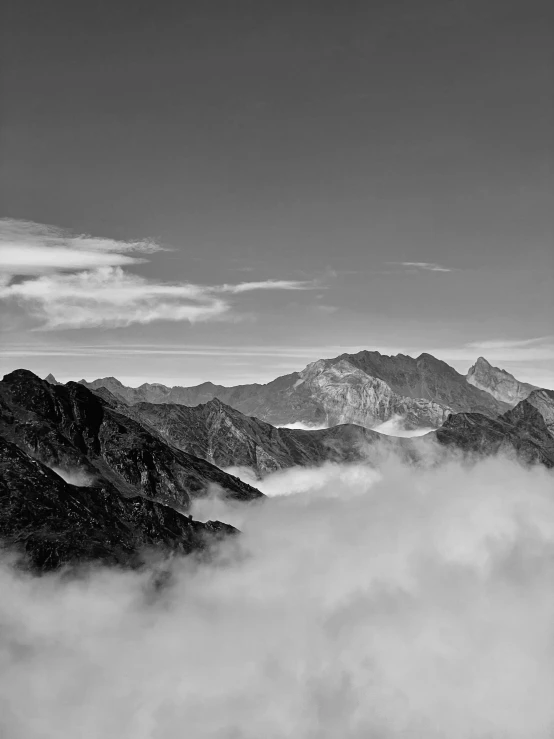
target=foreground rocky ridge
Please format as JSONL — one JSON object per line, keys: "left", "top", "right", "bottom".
{"left": 0, "top": 370, "right": 263, "bottom": 510}
{"left": 0, "top": 436, "right": 236, "bottom": 572}
{"left": 466, "top": 357, "right": 538, "bottom": 405}
{"left": 79, "top": 350, "right": 509, "bottom": 430}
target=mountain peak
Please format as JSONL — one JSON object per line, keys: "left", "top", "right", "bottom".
{"left": 2, "top": 368, "right": 44, "bottom": 385}
{"left": 466, "top": 356, "right": 537, "bottom": 406}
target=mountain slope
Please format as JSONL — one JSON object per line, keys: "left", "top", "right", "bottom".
{"left": 0, "top": 435, "right": 236, "bottom": 572}
{"left": 80, "top": 351, "right": 509, "bottom": 430}
{"left": 433, "top": 398, "right": 554, "bottom": 468}
{"left": 524, "top": 388, "right": 554, "bottom": 437}
{"left": 466, "top": 357, "right": 538, "bottom": 405}
{"left": 125, "top": 397, "right": 401, "bottom": 476}
{"left": 1, "top": 370, "right": 263, "bottom": 510}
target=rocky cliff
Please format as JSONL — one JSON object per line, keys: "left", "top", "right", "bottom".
{"left": 466, "top": 357, "right": 537, "bottom": 405}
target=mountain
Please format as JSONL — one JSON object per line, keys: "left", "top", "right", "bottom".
{"left": 524, "top": 388, "right": 554, "bottom": 437}
{"left": 433, "top": 397, "right": 554, "bottom": 468}
{"left": 80, "top": 351, "right": 509, "bottom": 430}
{"left": 466, "top": 357, "right": 538, "bottom": 405}
{"left": 124, "top": 393, "right": 554, "bottom": 475}
{"left": 123, "top": 397, "right": 404, "bottom": 476}
{"left": 1, "top": 370, "right": 263, "bottom": 511}
{"left": 0, "top": 435, "right": 236, "bottom": 572}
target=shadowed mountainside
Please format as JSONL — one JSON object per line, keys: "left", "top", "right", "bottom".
{"left": 0, "top": 435, "right": 236, "bottom": 572}
{"left": 1, "top": 370, "right": 263, "bottom": 511}
{"left": 433, "top": 398, "right": 554, "bottom": 468}
{"left": 122, "top": 397, "right": 405, "bottom": 476}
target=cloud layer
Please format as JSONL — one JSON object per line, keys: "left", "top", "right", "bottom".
{"left": 1, "top": 454, "right": 554, "bottom": 738}
{"left": 0, "top": 219, "right": 315, "bottom": 329}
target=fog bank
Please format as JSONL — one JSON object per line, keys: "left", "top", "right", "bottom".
{"left": 1, "top": 455, "right": 554, "bottom": 738}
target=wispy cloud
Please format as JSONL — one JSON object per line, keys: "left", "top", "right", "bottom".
{"left": 466, "top": 337, "right": 553, "bottom": 351}
{"left": 0, "top": 219, "right": 317, "bottom": 329}
{"left": 0, "top": 218, "right": 161, "bottom": 274}
{"left": 219, "top": 280, "right": 318, "bottom": 293}
{"left": 390, "top": 262, "right": 452, "bottom": 273}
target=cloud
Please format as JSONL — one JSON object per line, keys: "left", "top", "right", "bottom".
{"left": 371, "top": 415, "right": 436, "bottom": 438}
{"left": 0, "top": 267, "right": 230, "bottom": 329}
{"left": 219, "top": 280, "right": 318, "bottom": 293}
{"left": 466, "top": 336, "right": 554, "bottom": 351}
{"left": 277, "top": 421, "right": 329, "bottom": 430}
{"left": 0, "top": 219, "right": 318, "bottom": 330}
{"left": 391, "top": 262, "right": 452, "bottom": 272}
{"left": 2, "top": 455, "right": 554, "bottom": 737}
{"left": 0, "top": 218, "right": 160, "bottom": 275}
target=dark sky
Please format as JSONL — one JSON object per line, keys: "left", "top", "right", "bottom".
{"left": 1, "top": 0, "right": 553, "bottom": 386}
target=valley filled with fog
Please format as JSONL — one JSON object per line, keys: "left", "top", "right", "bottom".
{"left": 2, "top": 447, "right": 554, "bottom": 739}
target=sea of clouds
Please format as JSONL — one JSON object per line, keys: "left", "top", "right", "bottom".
{"left": 1, "top": 451, "right": 554, "bottom": 738}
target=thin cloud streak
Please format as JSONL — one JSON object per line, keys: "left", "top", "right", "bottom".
{"left": 390, "top": 262, "right": 452, "bottom": 272}
{"left": 466, "top": 336, "right": 554, "bottom": 351}
{"left": 219, "top": 280, "right": 318, "bottom": 293}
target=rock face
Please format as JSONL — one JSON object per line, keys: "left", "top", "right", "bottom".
{"left": 466, "top": 357, "right": 537, "bottom": 405}
{"left": 80, "top": 351, "right": 509, "bottom": 430}
{"left": 433, "top": 398, "right": 554, "bottom": 468}
{"left": 125, "top": 397, "right": 402, "bottom": 476}
{"left": 524, "top": 389, "right": 554, "bottom": 438}
{"left": 0, "top": 435, "right": 236, "bottom": 572}
{"left": 1, "top": 370, "right": 263, "bottom": 511}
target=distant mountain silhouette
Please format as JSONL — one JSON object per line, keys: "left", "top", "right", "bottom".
{"left": 84, "top": 381, "right": 554, "bottom": 475}
{"left": 78, "top": 350, "right": 509, "bottom": 430}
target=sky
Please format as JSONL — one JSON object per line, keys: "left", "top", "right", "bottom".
{"left": 1, "top": 0, "right": 553, "bottom": 387}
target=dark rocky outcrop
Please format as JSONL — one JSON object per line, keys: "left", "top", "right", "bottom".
{"left": 0, "top": 435, "right": 236, "bottom": 572}
{"left": 466, "top": 357, "right": 537, "bottom": 406}
{"left": 1, "top": 370, "right": 263, "bottom": 510}
{"left": 433, "top": 398, "right": 554, "bottom": 468}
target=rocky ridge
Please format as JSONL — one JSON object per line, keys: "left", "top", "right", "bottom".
{"left": 433, "top": 399, "right": 554, "bottom": 468}
{"left": 124, "top": 397, "right": 402, "bottom": 476}
{"left": 0, "top": 435, "right": 236, "bottom": 572}
{"left": 1, "top": 369, "right": 263, "bottom": 511}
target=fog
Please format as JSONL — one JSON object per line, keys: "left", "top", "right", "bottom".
{"left": 2, "top": 453, "right": 554, "bottom": 738}
{"left": 370, "top": 415, "right": 436, "bottom": 437}
{"left": 277, "top": 421, "right": 329, "bottom": 430}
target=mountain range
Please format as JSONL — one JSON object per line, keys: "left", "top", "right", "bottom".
{"left": 2, "top": 351, "right": 553, "bottom": 571}
{"left": 79, "top": 351, "right": 512, "bottom": 431}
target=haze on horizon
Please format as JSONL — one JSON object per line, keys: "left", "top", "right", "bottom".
{"left": 1, "top": 0, "right": 553, "bottom": 388}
